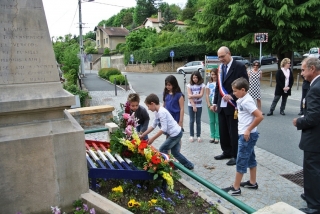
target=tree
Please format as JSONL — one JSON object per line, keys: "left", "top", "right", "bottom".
{"left": 125, "top": 27, "right": 157, "bottom": 51}
{"left": 133, "top": 0, "right": 161, "bottom": 25}
{"left": 188, "top": 0, "right": 320, "bottom": 61}
{"left": 160, "top": 6, "right": 177, "bottom": 31}
{"left": 84, "top": 31, "right": 96, "bottom": 40}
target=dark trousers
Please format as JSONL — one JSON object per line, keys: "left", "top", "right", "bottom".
{"left": 270, "top": 94, "right": 288, "bottom": 112}
{"left": 300, "top": 88, "right": 308, "bottom": 112}
{"left": 218, "top": 109, "right": 238, "bottom": 158}
{"left": 304, "top": 151, "right": 320, "bottom": 209}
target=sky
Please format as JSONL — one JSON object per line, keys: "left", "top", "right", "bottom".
{"left": 42, "top": 0, "right": 187, "bottom": 39}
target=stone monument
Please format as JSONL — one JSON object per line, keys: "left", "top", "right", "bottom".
{"left": 0, "top": 0, "right": 89, "bottom": 213}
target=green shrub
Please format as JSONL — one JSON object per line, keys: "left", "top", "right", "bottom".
{"left": 98, "top": 68, "right": 121, "bottom": 80}
{"left": 63, "top": 68, "right": 78, "bottom": 86}
{"left": 103, "top": 48, "right": 110, "bottom": 56}
{"left": 63, "top": 84, "right": 90, "bottom": 107}
{"left": 110, "top": 74, "right": 127, "bottom": 85}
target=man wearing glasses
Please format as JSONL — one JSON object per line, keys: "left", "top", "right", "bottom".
{"left": 293, "top": 57, "right": 320, "bottom": 214}
{"left": 212, "top": 46, "right": 249, "bottom": 166}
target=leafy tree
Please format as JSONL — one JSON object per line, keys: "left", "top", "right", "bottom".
{"left": 160, "top": 6, "right": 177, "bottom": 31}
{"left": 188, "top": 0, "right": 320, "bottom": 61}
{"left": 125, "top": 27, "right": 157, "bottom": 51}
{"left": 180, "top": 0, "right": 199, "bottom": 21}
{"left": 133, "top": 0, "right": 160, "bottom": 25}
{"left": 84, "top": 31, "right": 96, "bottom": 40}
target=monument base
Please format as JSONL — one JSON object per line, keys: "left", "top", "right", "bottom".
{"left": 0, "top": 110, "right": 89, "bottom": 213}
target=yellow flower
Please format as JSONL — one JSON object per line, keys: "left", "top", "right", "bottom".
{"left": 148, "top": 199, "right": 157, "bottom": 206}
{"left": 161, "top": 171, "right": 174, "bottom": 191}
{"left": 112, "top": 186, "right": 123, "bottom": 193}
{"left": 128, "top": 199, "right": 141, "bottom": 208}
{"left": 144, "top": 148, "right": 152, "bottom": 161}
{"left": 132, "top": 130, "right": 141, "bottom": 146}
{"left": 108, "top": 149, "right": 111, "bottom": 152}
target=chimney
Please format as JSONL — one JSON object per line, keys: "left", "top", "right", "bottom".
{"left": 158, "top": 9, "right": 161, "bottom": 22}
{"left": 103, "top": 24, "right": 105, "bottom": 28}
{"left": 121, "top": 24, "right": 123, "bottom": 28}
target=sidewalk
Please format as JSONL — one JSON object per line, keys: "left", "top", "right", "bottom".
{"left": 83, "top": 70, "right": 305, "bottom": 213}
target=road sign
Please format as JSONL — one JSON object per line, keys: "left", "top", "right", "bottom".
{"left": 254, "top": 33, "right": 268, "bottom": 43}
{"left": 206, "top": 64, "right": 218, "bottom": 69}
{"left": 170, "top": 50, "right": 174, "bottom": 58}
{"left": 206, "top": 56, "right": 218, "bottom": 60}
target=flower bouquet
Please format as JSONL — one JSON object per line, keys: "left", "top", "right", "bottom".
{"left": 110, "top": 102, "right": 181, "bottom": 191}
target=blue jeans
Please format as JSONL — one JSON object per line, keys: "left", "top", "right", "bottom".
{"left": 236, "top": 132, "right": 259, "bottom": 174}
{"left": 159, "top": 130, "right": 194, "bottom": 169}
{"left": 188, "top": 106, "right": 202, "bottom": 137}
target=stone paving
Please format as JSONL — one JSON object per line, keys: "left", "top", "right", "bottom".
{"left": 84, "top": 71, "right": 306, "bottom": 213}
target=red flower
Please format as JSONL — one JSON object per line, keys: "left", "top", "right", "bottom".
{"left": 138, "top": 141, "right": 148, "bottom": 150}
{"left": 151, "top": 155, "right": 161, "bottom": 164}
{"left": 122, "top": 150, "right": 133, "bottom": 158}
{"left": 131, "top": 139, "right": 136, "bottom": 145}
{"left": 169, "top": 162, "right": 174, "bottom": 168}
{"left": 125, "top": 102, "right": 131, "bottom": 114}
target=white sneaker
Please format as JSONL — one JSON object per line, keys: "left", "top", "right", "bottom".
{"left": 189, "top": 137, "right": 194, "bottom": 142}
{"left": 197, "top": 137, "right": 202, "bottom": 142}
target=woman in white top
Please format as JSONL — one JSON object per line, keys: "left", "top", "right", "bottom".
{"left": 267, "top": 58, "right": 294, "bottom": 116}
{"left": 187, "top": 71, "right": 205, "bottom": 142}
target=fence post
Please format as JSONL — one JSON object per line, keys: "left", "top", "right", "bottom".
{"left": 270, "top": 72, "right": 273, "bottom": 87}
{"left": 297, "top": 73, "right": 300, "bottom": 90}
{"left": 114, "top": 78, "right": 117, "bottom": 96}
{"left": 125, "top": 75, "right": 128, "bottom": 91}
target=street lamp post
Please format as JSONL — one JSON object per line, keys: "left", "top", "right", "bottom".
{"left": 78, "top": 0, "right": 94, "bottom": 77}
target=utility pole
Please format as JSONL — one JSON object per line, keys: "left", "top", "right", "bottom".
{"left": 78, "top": 0, "right": 85, "bottom": 77}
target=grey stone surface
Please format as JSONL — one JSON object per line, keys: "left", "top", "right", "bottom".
{"left": 0, "top": 1, "right": 88, "bottom": 213}
{"left": 84, "top": 70, "right": 305, "bottom": 214}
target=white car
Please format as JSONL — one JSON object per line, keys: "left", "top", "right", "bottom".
{"left": 176, "top": 61, "right": 204, "bottom": 74}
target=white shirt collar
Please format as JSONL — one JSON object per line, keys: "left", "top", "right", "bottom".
{"left": 310, "top": 74, "right": 320, "bottom": 86}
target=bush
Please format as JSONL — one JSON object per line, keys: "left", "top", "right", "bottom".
{"left": 63, "top": 68, "right": 78, "bottom": 86}
{"left": 103, "top": 48, "right": 110, "bottom": 56}
{"left": 98, "top": 68, "right": 121, "bottom": 80}
{"left": 63, "top": 84, "right": 90, "bottom": 107}
{"left": 110, "top": 74, "right": 127, "bottom": 85}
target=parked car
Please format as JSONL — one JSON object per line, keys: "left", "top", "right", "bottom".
{"left": 251, "top": 56, "right": 277, "bottom": 65}
{"left": 176, "top": 61, "right": 204, "bottom": 74}
{"left": 232, "top": 56, "right": 250, "bottom": 66}
{"left": 303, "top": 47, "right": 320, "bottom": 59}
{"left": 293, "top": 52, "right": 303, "bottom": 65}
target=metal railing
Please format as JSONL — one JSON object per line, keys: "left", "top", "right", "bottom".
{"left": 84, "top": 128, "right": 257, "bottom": 214}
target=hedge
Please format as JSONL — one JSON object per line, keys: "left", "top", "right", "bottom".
{"left": 110, "top": 74, "right": 127, "bottom": 85}
{"left": 124, "top": 42, "right": 209, "bottom": 65}
{"left": 98, "top": 68, "right": 121, "bottom": 80}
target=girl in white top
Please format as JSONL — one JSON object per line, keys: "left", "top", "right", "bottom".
{"left": 187, "top": 71, "right": 205, "bottom": 142}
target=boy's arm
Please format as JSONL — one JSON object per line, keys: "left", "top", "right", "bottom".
{"left": 140, "top": 108, "right": 150, "bottom": 133}
{"left": 243, "top": 109, "right": 264, "bottom": 141}
{"left": 140, "top": 126, "right": 154, "bottom": 139}
{"left": 148, "top": 130, "right": 163, "bottom": 145}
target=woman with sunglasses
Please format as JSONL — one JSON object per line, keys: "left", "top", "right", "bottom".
{"left": 267, "top": 58, "right": 294, "bottom": 116}
{"left": 248, "top": 61, "right": 264, "bottom": 114}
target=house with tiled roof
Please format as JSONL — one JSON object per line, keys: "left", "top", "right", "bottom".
{"left": 94, "top": 25, "right": 129, "bottom": 52}
{"left": 137, "top": 11, "right": 186, "bottom": 33}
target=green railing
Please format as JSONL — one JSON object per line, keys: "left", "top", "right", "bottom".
{"left": 174, "top": 162, "right": 256, "bottom": 214}
{"left": 84, "top": 128, "right": 257, "bottom": 213}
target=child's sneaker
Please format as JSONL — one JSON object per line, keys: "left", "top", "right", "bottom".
{"left": 197, "top": 137, "right": 202, "bottom": 142}
{"left": 240, "top": 180, "right": 258, "bottom": 189}
{"left": 222, "top": 185, "right": 241, "bottom": 196}
{"left": 189, "top": 137, "right": 194, "bottom": 142}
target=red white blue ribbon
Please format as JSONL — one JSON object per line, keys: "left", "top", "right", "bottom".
{"left": 217, "top": 65, "right": 237, "bottom": 108}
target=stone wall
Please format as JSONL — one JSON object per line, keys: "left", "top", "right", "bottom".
{"left": 67, "top": 105, "right": 115, "bottom": 129}
{"left": 125, "top": 61, "right": 186, "bottom": 73}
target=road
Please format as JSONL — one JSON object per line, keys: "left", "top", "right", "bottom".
{"left": 124, "top": 63, "right": 304, "bottom": 167}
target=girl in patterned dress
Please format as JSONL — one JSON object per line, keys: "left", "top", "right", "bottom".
{"left": 248, "top": 61, "right": 264, "bottom": 114}
{"left": 187, "top": 71, "right": 205, "bottom": 142}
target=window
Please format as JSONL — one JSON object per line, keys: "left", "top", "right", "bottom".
{"left": 97, "top": 40, "right": 100, "bottom": 46}
{"left": 106, "top": 38, "right": 108, "bottom": 44}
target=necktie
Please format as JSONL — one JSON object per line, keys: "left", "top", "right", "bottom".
{"left": 223, "top": 65, "right": 228, "bottom": 81}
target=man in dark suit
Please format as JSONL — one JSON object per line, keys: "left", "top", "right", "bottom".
{"left": 298, "top": 77, "right": 310, "bottom": 115}
{"left": 213, "top": 46, "right": 249, "bottom": 166}
{"left": 293, "top": 57, "right": 320, "bottom": 214}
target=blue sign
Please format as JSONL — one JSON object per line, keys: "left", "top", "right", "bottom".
{"left": 206, "top": 56, "right": 218, "bottom": 60}
{"left": 170, "top": 50, "right": 174, "bottom": 58}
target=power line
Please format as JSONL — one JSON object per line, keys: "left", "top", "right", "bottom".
{"left": 68, "top": 3, "right": 79, "bottom": 34}
{"left": 84, "top": 1, "right": 130, "bottom": 8}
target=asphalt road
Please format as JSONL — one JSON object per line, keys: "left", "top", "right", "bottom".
{"left": 124, "top": 65, "right": 304, "bottom": 167}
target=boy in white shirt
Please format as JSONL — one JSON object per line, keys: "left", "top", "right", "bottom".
{"left": 222, "top": 77, "right": 264, "bottom": 196}
{"left": 140, "top": 93, "right": 194, "bottom": 170}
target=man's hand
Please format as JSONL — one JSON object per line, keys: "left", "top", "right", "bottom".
{"left": 148, "top": 138, "right": 154, "bottom": 145}
{"left": 212, "top": 105, "right": 217, "bottom": 112}
{"left": 222, "top": 94, "right": 233, "bottom": 102}
{"left": 293, "top": 118, "right": 297, "bottom": 127}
